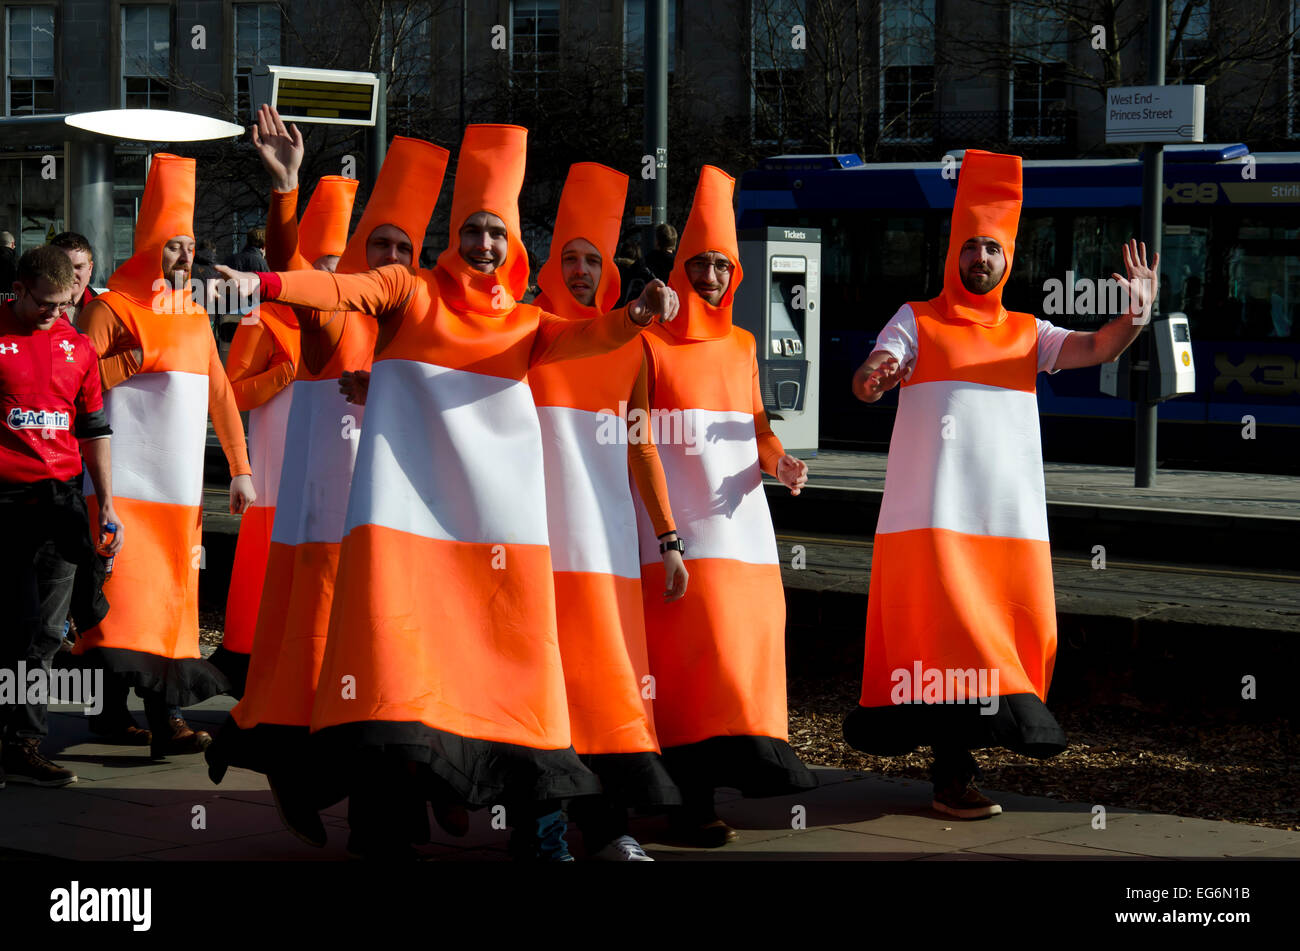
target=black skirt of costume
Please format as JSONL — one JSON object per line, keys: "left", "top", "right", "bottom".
{"left": 660, "top": 735, "right": 818, "bottom": 797}
{"left": 843, "top": 694, "right": 1068, "bottom": 758}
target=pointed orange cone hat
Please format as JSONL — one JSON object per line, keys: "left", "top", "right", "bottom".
{"left": 295, "top": 175, "right": 359, "bottom": 270}
{"left": 940, "top": 149, "right": 1022, "bottom": 326}
{"left": 108, "top": 153, "right": 198, "bottom": 307}
{"left": 336, "top": 136, "right": 449, "bottom": 275}
{"left": 535, "top": 162, "right": 627, "bottom": 317}
{"left": 435, "top": 124, "right": 530, "bottom": 310}
{"left": 666, "top": 165, "right": 743, "bottom": 340}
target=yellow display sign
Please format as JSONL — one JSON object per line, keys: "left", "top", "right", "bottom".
{"left": 252, "top": 66, "right": 380, "bottom": 127}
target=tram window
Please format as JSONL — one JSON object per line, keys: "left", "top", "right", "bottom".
{"left": 1224, "top": 220, "right": 1299, "bottom": 339}
{"left": 1069, "top": 214, "right": 1140, "bottom": 330}
{"left": 1003, "top": 214, "right": 1055, "bottom": 313}
{"left": 1159, "top": 224, "right": 1208, "bottom": 333}
{"left": 863, "top": 215, "right": 926, "bottom": 325}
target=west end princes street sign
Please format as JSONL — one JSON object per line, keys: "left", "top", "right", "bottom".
{"left": 1105, "top": 85, "right": 1205, "bottom": 144}
{"left": 249, "top": 65, "right": 380, "bottom": 126}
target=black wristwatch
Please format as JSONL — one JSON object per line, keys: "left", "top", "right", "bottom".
{"left": 659, "top": 537, "right": 685, "bottom": 555}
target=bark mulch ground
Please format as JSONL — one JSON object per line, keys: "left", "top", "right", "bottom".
{"left": 790, "top": 674, "right": 1299, "bottom": 832}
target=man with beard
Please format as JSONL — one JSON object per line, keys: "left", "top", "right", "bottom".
{"left": 844, "top": 150, "right": 1158, "bottom": 818}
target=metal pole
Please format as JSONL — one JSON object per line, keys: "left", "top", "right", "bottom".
{"left": 643, "top": 0, "right": 668, "bottom": 256}
{"left": 460, "top": 0, "right": 467, "bottom": 130}
{"left": 1135, "top": 0, "right": 1165, "bottom": 488}
{"left": 65, "top": 138, "right": 115, "bottom": 287}
{"left": 369, "top": 72, "right": 388, "bottom": 189}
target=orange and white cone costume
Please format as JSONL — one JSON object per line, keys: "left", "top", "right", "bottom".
{"left": 843, "top": 150, "right": 1070, "bottom": 757}
{"left": 528, "top": 163, "right": 681, "bottom": 808}
{"left": 213, "top": 177, "right": 361, "bottom": 696}
{"left": 637, "top": 166, "right": 816, "bottom": 796}
{"left": 212, "top": 301, "right": 299, "bottom": 694}
{"left": 76, "top": 154, "right": 249, "bottom": 704}
{"left": 210, "top": 144, "right": 443, "bottom": 783}
{"left": 264, "top": 125, "right": 651, "bottom": 807}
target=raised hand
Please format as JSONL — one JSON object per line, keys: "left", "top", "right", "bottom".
{"left": 252, "top": 104, "right": 304, "bottom": 193}
{"left": 1115, "top": 238, "right": 1160, "bottom": 325}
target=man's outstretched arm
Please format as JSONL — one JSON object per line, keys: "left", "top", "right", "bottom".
{"left": 1054, "top": 238, "right": 1160, "bottom": 370}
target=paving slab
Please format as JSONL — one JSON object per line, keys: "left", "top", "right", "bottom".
{"left": 968, "top": 836, "right": 1162, "bottom": 860}
{"left": 651, "top": 826, "right": 962, "bottom": 861}
{"left": 0, "top": 821, "right": 177, "bottom": 861}
{"left": 1035, "top": 812, "right": 1298, "bottom": 859}
{"left": 51, "top": 793, "right": 284, "bottom": 848}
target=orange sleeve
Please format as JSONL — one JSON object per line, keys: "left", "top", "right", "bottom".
{"left": 627, "top": 353, "right": 675, "bottom": 537}
{"left": 530, "top": 305, "right": 645, "bottom": 366}
{"left": 80, "top": 298, "right": 142, "bottom": 390}
{"left": 753, "top": 351, "right": 785, "bottom": 477}
{"left": 266, "top": 187, "right": 307, "bottom": 272}
{"left": 275, "top": 264, "right": 417, "bottom": 323}
{"left": 207, "top": 334, "right": 252, "bottom": 477}
{"left": 225, "top": 319, "right": 295, "bottom": 411}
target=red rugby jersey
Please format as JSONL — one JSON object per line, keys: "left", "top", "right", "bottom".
{"left": 0, "top": 300, "right": 105, "bottom": 483}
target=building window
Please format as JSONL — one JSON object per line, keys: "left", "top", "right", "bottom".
{"left": 381, "top": 0, "right": 431, "bottom": 130}
{"left": 751, "top": 0, "right": 805, "bottom": 145}
{"left": 6, "top": 6, "right": 56, "bottom": 116}
{"left": 122, "top": 5, "right": 171, "bottom": 108}
{"left": 624, "top": 0, "right": 677, "bottom": 108}
{"left": 1010, "top": 2, "right": 1067, "bottom": 142}
{"left": 234, "top": 3, "right": 281, "bottom": 120}
{"left": 511, "top": 0, "right": 559, "bottom": 99}
{"left": 1168, "top": 0, "right": 1211, "bottom": 82}
{"left": 879, "top": 0, "right": 935, "bottom": 143}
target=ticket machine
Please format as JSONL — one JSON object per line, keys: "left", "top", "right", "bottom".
{"left": 734, "top": 226, "right": 822, "bottom": 454}
{"left": 1100, "top": 312, "right": 1195, "bottom": 400}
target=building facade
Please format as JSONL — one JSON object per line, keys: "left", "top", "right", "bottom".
{"left": 2, "top": 0, "right": 1297, "bottom": 273}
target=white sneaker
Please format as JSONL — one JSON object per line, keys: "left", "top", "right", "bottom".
{"left": 591, "top": 835, "right": 654, "bottom": 862}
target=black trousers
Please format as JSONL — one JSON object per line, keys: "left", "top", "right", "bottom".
{"left": 0, "top": 497, "right": 80, "bottom": 742}
{"left": 930, "top": 742, "right": 978, "bottom": 787}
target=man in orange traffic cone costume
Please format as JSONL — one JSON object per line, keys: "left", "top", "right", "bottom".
{"left": 211, "top": 109, "right": 363, "bottom": 698}
{"left": 208, "top": 122, "right": 446, "bottom": 850}
{"left": 527, "top": 162, "right": 687, "bottom": 861}
{"left": 77, "top": 153, "right": 256, "bottom": 758}
{"left": 844, "top": 149, "right": 1159, "bottom": 819}
{"left": 637, "top": 165, "right": 817, "bottom": 848}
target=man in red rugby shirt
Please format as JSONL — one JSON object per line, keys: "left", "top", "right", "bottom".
{"left": 0, "top": 246, "right": 122, "bottom": 788}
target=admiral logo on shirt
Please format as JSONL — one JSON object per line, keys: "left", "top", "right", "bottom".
{"left": 6, "top": 407, "right": 70, "bottom": 432}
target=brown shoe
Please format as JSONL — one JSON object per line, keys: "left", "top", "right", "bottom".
{"left": 668, "top": 814, "right": 738, "bottom": 848}
{"left": 932, "top": 779, "right": 1003, "bottom": 820}
{"left": 92, "top": 725, "right": 153, "bottom": 746}
{"left": 1, "top": 738, "right": 77, "bottom": 787}
{"left": 151, "top": 717, "right": 213, "bottom": 759}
